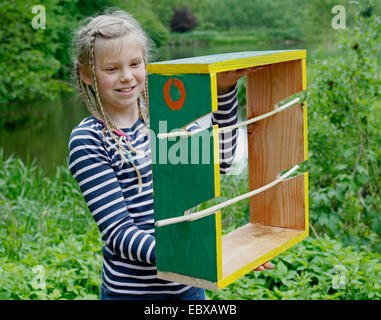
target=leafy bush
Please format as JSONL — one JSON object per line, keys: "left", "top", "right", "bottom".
{"left": 306, "top": 9, "right": 381, "bottom": 250}
{"left": 0, "top": 0, "right": 72, "bottom": 107}
{"left": 0, "top": 0, "right": 170, "bottom": 109}
{"left": 1, "top": 151, "right": 380, "bottom": 300}
{"left": 0, "top": 151, "right": 102, "bottom": 299}
{"left": 0, "top": 232, "right": 102, "bottom": 300}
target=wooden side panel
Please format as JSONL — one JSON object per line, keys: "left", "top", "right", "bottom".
{"left": 148, "top": 73, "right": 214, "bottom": 131}
{"left": 250, "top": 173, "right": 306, "bottom": 229}
{"left": 149, "top": 74, "right": 217, "bottom": 219}
{"left": 246, "top": 59, "right": 305, "bottom": 227}
{"left": 155, "top": 215, "right": 218, "bottom": 281}
{"left": 148, "top": 74, "right": 219, "bottom": 281}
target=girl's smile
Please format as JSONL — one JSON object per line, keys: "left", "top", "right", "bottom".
{"left": 115, "top": 85, "right": 137, "bottom": 96}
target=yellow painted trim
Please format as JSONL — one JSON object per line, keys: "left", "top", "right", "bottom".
{"left": 303, "top": 101, "right": 308, "bottom": 161}
{"left": 213, "top": 125, "right": 220, "bottom": 197}
{"left": 304, "top": 172, "right": 309, "bottom": 234}
{"left": 148, "top": 51, "right": 306, "bottom": 75}
{"left": 210, "top": 73, "right": 218, "bottom": 112}
{"left": 210, "top": 51, "right": 306, "bottom": 74}
{"left": 215, "top": 211, "right": 222, "bottom": 280}
{"left": 147, "top": 64, "right": 210, "bottom": 75}
{"left": 217, "top": 231, "right": 308, "bottom": 289}
{"left": 302, "top": 58, "right": 307, "bottom": 90}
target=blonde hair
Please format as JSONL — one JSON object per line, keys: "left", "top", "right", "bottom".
{"left": 73, "top": 10, "right": 153, "bottom": 192}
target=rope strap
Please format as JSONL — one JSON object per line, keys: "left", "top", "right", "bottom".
{"left": 155, "top": 164, "right": 300, "bottom": 228}
{"left": 157, "top": 97, "right": 301, "bottom": 140}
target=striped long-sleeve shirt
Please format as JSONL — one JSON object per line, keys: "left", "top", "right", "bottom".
{"left": 68, "top": 85, "right": 238, "bottom": 298}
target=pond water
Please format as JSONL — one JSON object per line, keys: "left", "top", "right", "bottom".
{"left": 0, "top": 42, "right": 307, "bottom": 174}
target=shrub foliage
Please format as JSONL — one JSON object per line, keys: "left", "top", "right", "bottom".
{"left": 170, "top": 7, "right": 198, "bottom": 32}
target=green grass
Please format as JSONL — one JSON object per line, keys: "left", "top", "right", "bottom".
{"left": 0, "top": 151, "right": 102, "bottom": 299}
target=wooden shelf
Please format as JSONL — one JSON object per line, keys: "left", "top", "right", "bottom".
{"left": 222, "top": 223, "right": 304, "bottom": 279}
{"left": 150, "top": 50, "right": 309, "bottom": 290}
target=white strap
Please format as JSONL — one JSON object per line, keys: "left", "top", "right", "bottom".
{"left": 155, "top": 164, "right": 299, "bottom": 227}
{"left": 157, "top": 97, "right": 301, "bottom": 139}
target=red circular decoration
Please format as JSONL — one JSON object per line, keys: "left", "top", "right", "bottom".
{"left": 163, "top": 78, "right": 186, "bottom": 110}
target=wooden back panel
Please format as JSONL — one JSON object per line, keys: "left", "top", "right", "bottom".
{"left": 246, "top": 59, "right": 306, "bottom": 229}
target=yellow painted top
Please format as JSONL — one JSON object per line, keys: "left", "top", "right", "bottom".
{"left": 147, "top": 50, "right": 306, "bottom": 75}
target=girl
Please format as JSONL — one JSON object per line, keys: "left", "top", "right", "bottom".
{"left": 69, "top": 10, "right": 272, "bottom": 300}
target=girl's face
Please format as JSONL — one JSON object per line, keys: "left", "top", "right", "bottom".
{"left": 92, "top": 36, "right": 146, "bottom": 115}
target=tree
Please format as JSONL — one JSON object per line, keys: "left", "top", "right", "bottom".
{"left": 170, "top": 7, "right": 198, "bottom": 32}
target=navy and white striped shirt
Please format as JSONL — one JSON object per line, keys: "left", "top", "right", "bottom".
{"left": 68, "top": 86, "right": 238, "bottom": 298}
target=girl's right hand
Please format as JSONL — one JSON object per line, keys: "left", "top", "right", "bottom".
{"left": 254, "top": 261, "right": 274, "bottom": 271}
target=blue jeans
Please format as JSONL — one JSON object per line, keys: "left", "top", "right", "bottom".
{"left": 100, "top": 284, "right": 205, "bottom": 300}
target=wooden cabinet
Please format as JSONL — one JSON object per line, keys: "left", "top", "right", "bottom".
{"left": 147, "top": 50, "right": 308, "bottom": 290}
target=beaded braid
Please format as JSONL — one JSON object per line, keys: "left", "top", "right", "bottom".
{"left": 137, "top": 58, "right": 150, "bottom": 128}
{"left": 76, "top": 64, "right": 103, "bottom": 121}
{"left": 141, "top": 71, "right": 150, "bottom": 126}
{"left": 137, "top": 97, "right": 149, "bottom": 128}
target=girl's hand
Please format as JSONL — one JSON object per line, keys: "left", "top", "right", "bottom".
{"left": 254, "top": 261, "right": 274, "bottom": 271}
{"left": 216, "top": 65, "right": 270, "bottom": 95}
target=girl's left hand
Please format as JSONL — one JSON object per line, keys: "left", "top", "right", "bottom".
{"left": 254, "top": 261, "right": 274, "bottom": 271}
{"left": 216, "top": 65, "right": 270, "bottom": 95}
